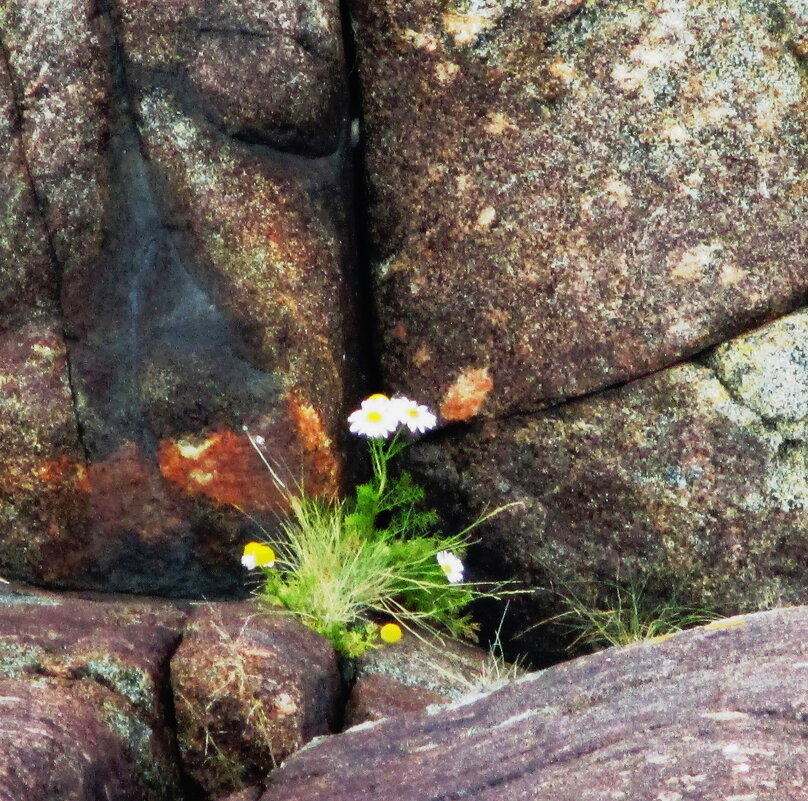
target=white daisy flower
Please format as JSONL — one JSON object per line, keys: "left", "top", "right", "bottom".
{"left": 437, "top": 550, "right": 464, "bottom": 583}
{"left": 392, "top": 396, "right": 437, "bottom": 434}
{"left": 347, "top": 394, "right": 399, "bottom": 438}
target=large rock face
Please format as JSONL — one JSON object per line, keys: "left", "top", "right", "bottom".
{"left": 0, "top": 0, "right": 356, "bottom": 595}
{"left": 0, "top": 40, "right": 88, "bottom": 586}
{"left": 0, "top": 583, "right": 188, "bottom": 801}
{"left": 407, "top": 308, "right": 808, "bottom": 659}
{"left": 171, "top": 602, "right": 342, "bottom": 799}
{"left": 355, "top": 0, "right": 808, "bottom": 419}
{"left": 0, "top": 582, "right": 349, "bottom": 801}
{"left": 262, "top": 607, "right": 808, "bottom": 801}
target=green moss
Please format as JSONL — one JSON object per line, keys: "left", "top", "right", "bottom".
{"left": 81, "top": 657, "right": 155, "bottom": 717}
{"left": 99, "top": 701, "right": 184, "bottom": 801}
{"left": 0, "top": 642, "right": 42, "bottom": 677}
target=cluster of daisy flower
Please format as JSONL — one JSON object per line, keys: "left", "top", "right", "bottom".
{"left": 347, "top": 393, "right": 437, "bottom": 438}
{"left": 241, "top": 392, "right": 471, "bottom": 653}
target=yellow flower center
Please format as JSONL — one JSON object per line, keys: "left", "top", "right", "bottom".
{"left": 441, "top": 563, "right": 452, "bottom": 575}
{"left": 379, "top": 623, "right": 403, "bottom": 643}
{"left": 243, "top": 541, "right": 276, "bottom": 567}
{"left": 366, "top": 410, "right": 383, "bottom": 422}
{"left": 367, "top": 393, "right": 389, "bottom": 401}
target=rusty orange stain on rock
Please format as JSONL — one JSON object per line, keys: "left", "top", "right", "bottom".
{"left": 287, "top": 394, "right": 339, "bottom": 499}
{"left": 391, "top": 323, "right": 408, "bottom": 341}
{"left": 36, "top": 456, "right": 88, "bottom": 490}
{"left": 158, "top": 429, "right": 280, "bottom": 510}
{"left": 55, "top": 442, "right": 189, "bottom": 544}
{"left": 439, "top": 367, "right": 493, "bottom": 421}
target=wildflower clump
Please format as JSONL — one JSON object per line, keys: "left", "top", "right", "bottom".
{"left": 242, "top": 394, "right": 506, "bottom": 657}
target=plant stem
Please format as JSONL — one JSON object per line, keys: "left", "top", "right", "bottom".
{"left": 367, "top": 431, "right": 405, "bottom": 522}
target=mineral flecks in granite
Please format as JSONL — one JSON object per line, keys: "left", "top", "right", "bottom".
{"left": 356, "top": 0, "right": 808, "bottom": 419}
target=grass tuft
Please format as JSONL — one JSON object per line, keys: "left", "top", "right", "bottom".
{"left": 539, "top": 576, "right": 720, "bottom": 653}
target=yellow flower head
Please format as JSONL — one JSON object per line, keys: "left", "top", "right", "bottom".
{"left": 241, "top": 541, "right": 276, "bottom": 569}
{"left": 379, "top": 622, "right": 403, "bottom": 644}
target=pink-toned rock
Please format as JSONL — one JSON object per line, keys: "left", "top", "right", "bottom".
{"left": 171, "top": 602, "right": 342, "bottom": 799}
{"left": 0, "top": 53, "right": 57, "bottom": 331}
{"left": 0, "top": 0, "right": 356, "bottom": 597}
{"left": 355, "top": 0, "right": 808, "bottom": 419}
{"left": 0, "top": 584, "right": 188, "bottom": 800}
{"left": 0, "top": 678, "right": 178, "bottom": 801}
{"left": 345, "top": 632, "right": 521, "bottom": 727}
{"left": 0, "top": 0, "right": 110, "bottom": 324}
{"left": 0, "top": 582, "right": 187, "bottom": 725}
{"left": 344, "top": 673, "right": 447, "bottom": 728}
{"left": 0, "top": 322, "right": 88, "bottom": 586}
{"left": 117, "top": 0, "right": 346, "bottom": 155}
{"left": 262, "top": 607, "right": 808, "bottom": 801}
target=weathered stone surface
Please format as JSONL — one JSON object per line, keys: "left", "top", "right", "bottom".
{"left": 0, "top": 52, "right": 57, "bottom": 331}
{"left": 0, "top": 584, "right": 187, "bottom": 800}
{"left": 405, "top": 308, "right": 808, "bottom": 660}
{"left": 262, "top": 607, "right": 808, "bottom": 801}
{"left": 345, "top": 631, "right": 521, "bottom": 727}
{"left": 0, "top": 0, "right": 355, "bottom": 596}
{"left": 0, "top": 582, "right": 187, "bottom": 725}
{"left": 171, "top": 602, "right": 342, "bottom": 799}
{"left": 117, "top": 0, "right": 346, "bottom": 155}
{"left": 133, "top": 85, "right": 352, "bottom": 485}
{"left": 355, "top": 0, "right": 808, "bottom": 420}
{"left": 344, "top": 673, "right": 447, "bottom": 728}
{"left": 0, "top": 678, "right": 178, "bottom": 801}
{"left": 0, "top": 322, "right": 88, "bottom": 586}
{"left": 0, "top": 0, "right": 110, "bottom": 322}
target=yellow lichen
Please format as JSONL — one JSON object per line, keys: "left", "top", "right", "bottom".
{"left": 442, "top": 12, "right": 493, "bottom": 46}
{"left": 475, "top": 206, "right": 497, "bottom": 230}
{"left": 434, "top": 61, "right": 460, "bottom": 84}
{"left": 484, "top": 112, "right": 517, "bottom": 136}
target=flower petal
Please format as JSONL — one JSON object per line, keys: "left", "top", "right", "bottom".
{"left": 347, "top": 395, "right": 399, "bottom": 438}
{"left": 391, "top": 397, "right": 437, "bottom": 433}
{"left": 379, "top": 622, "right": 403, "bottom": 643}
{"left": 437, "top": 550, "right": 464, "bottom": 583}
{"left": 242, "top": 541, "right": 276, "bottom": 568}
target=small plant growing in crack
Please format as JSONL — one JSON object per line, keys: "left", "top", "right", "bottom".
{"left": 240, "top": 394, "right": 519, "bottom": 658}
{"left": 530, "top": 574, "right": 721, "bottom": 653}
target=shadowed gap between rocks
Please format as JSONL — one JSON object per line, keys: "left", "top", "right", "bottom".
{"left": 339, "top": 0, "right": 382, "bottom": 397}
